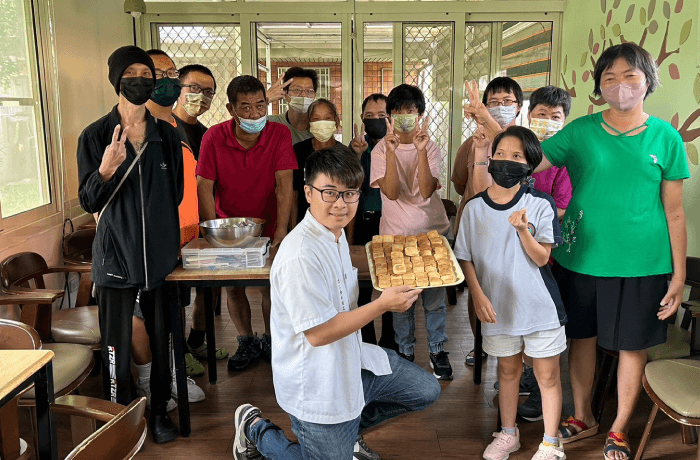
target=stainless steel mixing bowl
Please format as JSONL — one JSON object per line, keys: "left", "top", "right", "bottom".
{"left": 199, "top": 217, "right": 266, "bottom": 248}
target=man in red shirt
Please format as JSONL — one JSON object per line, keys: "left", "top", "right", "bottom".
{"left": 197, "top": 75, "right": 297, "bottom": 371}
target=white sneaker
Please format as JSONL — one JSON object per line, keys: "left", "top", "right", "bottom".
{"left": 136, "top": 378, "right": 177, "bottom": 412}
{"left": 530, "top": 442, "right": 566, "bottom": 460}
{"left": 171, "top": 375, "right": 205, "bottom": 402}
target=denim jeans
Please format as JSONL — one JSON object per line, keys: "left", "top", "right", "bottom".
{"left": 248, "top": 349, "right": 441, "bottom": 460}
{"left": 393, "top": 286, "right": 447, "bottom": 355}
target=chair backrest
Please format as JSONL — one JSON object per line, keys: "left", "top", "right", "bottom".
{"left": 64, "top": 397, "right": 147, "bottom": 460}
{"left": 0, "top": 319, "right": 41, "bottom": 350}
{"left": 685, "top": 257, "right": 700, "bottom": 300}
{"left": 63, "top": 229, "right": 95, "bottom": 264}
{"left": 0, "top": 252, "right": 49, "bottom": 290}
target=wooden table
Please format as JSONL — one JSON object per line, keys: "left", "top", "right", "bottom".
{"left": 165, "top": 244, "right": 371, "bottom": 437}
{"left": 0, "top": 350, "right": 56, "bottom": 460}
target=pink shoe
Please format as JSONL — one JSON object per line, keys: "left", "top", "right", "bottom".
{"left": 483, "top": 429, "right": 521, "bottom": 460}
{"left": 531, "top": 442, "right": 566, "bottom": 460}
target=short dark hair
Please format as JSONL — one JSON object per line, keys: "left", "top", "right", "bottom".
{"left": 282, "top": 66, "right": 319, "bottom": 93}
{"left": 482, "top": 77, "right": 523, "bottom": 106}
{"left": 361, "top": 93, "right": 388, "bottom": 113}
{"left": 179, "top": 64, "right": 217, "bottom": 93}
{"left": 146, "top": 49, "right": 173, "bottom": 62}
{"left": 528, "top": 86, "right": 572, "bottom": 117}
{"left": 307, "top": 98, "right": 339, "bottom": 122}
{"left": 492, "top": 126, "right": 542, "bottom": 172}
{"left": 304, "top": 148, "right": 364, "bottom": 189}
{"left": 226, "top": 75, "right": 266, "bottom": 106}
{"left": 386, "top": 84, "right": 426, "bottom": 115}
{"left": 593, "top": 42, "right": 659, "bottom": 99}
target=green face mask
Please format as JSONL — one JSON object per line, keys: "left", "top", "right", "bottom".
{"left": 392, "top": 113, "right": 418, "bottom": 132}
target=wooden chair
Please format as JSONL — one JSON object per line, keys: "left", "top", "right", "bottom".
{"left": 1, "top": 252, "right": 100, "bottom": 350}
{"left": 592, "top": 256, "right": 700, "bottom": 422}
{"left": 55, "top": 396, "right": 147, "bottom": 460}
{"left": 0, "top": 317, "right": 94, "bottom": 459}
{"left": 634, "top": 359, "right": 700, "bottom": 459}
{"left": 442, "top": 198, "right": 459, "bottom": 306}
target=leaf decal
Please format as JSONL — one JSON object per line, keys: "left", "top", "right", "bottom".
{"left": 607, "top": 10, "right": 613, "bottom": 26}
{"left": 593, "top": 42, "right": 600, "bottom": 54}
{"left": 563, "top": 55, "right": 568, "bottom": 74}
{"left": 581, "top": 52, "right": 588, "bottom": 67}
{"left": 663, "top": 1, "right": 671, "bottom": 19}
{"left": 588, "top": 29, "right": 594, "bottom": 51}
{"left": 680, "top": 19, "right": 692, "bottom": 45}
{"left": 600, "top": 25, "right": 606, "bottom": 39}
{"left": 601, "top": 0, "right": 607, "bottom": 13}
{"left": 669, "top": 63, "right": 680, "bottom": 79}
{"left": 613, "top": 0, "right": 622, "bottom": 7}
{"left": 648, "top": 0, "right": 656, "bottom": 17}
{"left": 686, "top": 143, "right": 698, "bottom": 165}
{"left": 640, "top": 6, "right": 647, "bottom": 24}
{"left": 671, "top": 113, "right": 679, "bottom": 129}
{"left": 583, "top": 70, "right": 591, "bottom": 82}
{"left": 649, "top": 20, "right": 659, "bottom": 33}
{"left": 612, "top": 24, "right": 622, "bottom": 36}
{"left": 675, "top": 0, "right": 683, "bottom": 13}
{"left": 572, "top": 70, "right": 577, "bottom": 85}
{"left": 625, "top": 4, "right": 635, "bottom": 23}
{"left": 694, "top": 74, "right": 700, "bottom": 105}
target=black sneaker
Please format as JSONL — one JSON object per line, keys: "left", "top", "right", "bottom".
{"left": 464, "top": 348, "right": 487, "bottom": 366}
{"left": 228, "top": 335, "right": 261, "bottom": 371}
{"left": 517, "top": 386, "right": 543, "bottom": 422}
{"left": 260, "top": 333, "right": 271, "bottom": 363}
{"left": 494, "top": 365, "right": 538, "bottom": 395}
{"left": 354, "top": 434, "right": 382, "bottom": 460}
{"left": 233, "top": 404, "right": 264, "bottom": 459}
{"left": 397, "top": 352, "right": 415, "bottom": 362}
{"left": 429, "top": 351, "right": 453, "bottom": 380}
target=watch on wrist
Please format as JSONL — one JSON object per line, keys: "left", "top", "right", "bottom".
{"left": 473, "top": 161, "right": 488, "bottom": 167}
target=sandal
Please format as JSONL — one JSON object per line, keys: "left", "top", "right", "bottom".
{"left": 464, "top": 348, "right": 488, "bottom": 366}
{"left": 558, "top": 416, "right": 599, "bottom": 444}
{"left": 604, "top": 432, "right": 630, "bottom": 460}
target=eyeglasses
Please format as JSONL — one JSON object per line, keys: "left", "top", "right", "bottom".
{"left": 155, "top": 69, "right": 180, "bottom": 79}
{"left": 309, "top": 185, "right": 361, "bottom": 203}
{"left": 287, "top": 88, "right": 316, "bottom": 97}
{"left": 486, "top": 99, "right": 518, "bottom": 108}
{"left": 182, "top": 84, "right": 216, "bottom": 99}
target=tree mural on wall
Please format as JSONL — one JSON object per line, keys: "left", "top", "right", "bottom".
{"left": 561, "top": 0, "right": 699, "bottom": 164}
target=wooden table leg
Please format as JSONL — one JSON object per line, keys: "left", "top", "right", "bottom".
{"left": 204, "top": 287, "right": 217, "bottom": 384}
{"left": 34, "top": 362, "right": 57, "bottom": 460}
{"left": 0, "top": 395, "right": 21, "bottom": 460}
{"left": 171, "top": 283, "right": 190, "bottom": 437}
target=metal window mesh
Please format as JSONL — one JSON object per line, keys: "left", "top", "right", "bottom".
{"left": 402, "top": 24, "right": 453, "bottom": 198}
{"left": 461, "top": 23, "right": 492, "bottom": 144}
{"left": 158, "top": 25, "right": 242, "bottom": 127}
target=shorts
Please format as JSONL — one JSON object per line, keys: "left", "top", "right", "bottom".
{"left": 552, "top": 260, "right": 668, "bottom": 351}
{"left": 482, "top": 326, "right": 567, "bottom": 359}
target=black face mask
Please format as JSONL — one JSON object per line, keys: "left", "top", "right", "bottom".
{"left": 120, "top": 77, "right": 155, "bottom": 106}
{"left": 363, "top": 117, "right": 387, "bottom": 140}
{"left": 487, "top": 160, "right": 532, "bottom": 189}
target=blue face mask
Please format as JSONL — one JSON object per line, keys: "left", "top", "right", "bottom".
{"left": 235, "top": 110, "right": 267, "bottom": 134}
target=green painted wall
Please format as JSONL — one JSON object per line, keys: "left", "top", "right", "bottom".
{"left": 561, "top": 0, "right": 700, "bottom": 257}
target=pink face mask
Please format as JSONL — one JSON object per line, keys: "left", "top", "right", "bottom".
{"left": 601, "top": 81, "right": 647, "bottom": 112}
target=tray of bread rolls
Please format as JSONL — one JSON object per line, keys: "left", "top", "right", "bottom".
{"left": 365, "top": 230, "right": 465, "bottom": 291}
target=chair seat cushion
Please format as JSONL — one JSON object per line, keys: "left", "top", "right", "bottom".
{"left": 21, "top": 343, "right": 93, "bottom": 399}
{"left": 645, "top": 358, "right": 700, "bottom": 418}
{"left": 646, "top": 324, "right": 690, "bottom": 361}
{"left": 51, "top": 306, "right": 100, "bottom": 345}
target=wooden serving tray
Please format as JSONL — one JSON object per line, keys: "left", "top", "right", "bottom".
{"left": 365, "top": 235, "right": 465, "bottom": 291}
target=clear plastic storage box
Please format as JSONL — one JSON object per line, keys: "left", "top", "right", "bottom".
{"left": 181, "top": 238, "right": 271, "bottom": 270}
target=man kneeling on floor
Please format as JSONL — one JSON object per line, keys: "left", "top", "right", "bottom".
{"left": 233, "top": 149, "right": 442, "bottom": 460}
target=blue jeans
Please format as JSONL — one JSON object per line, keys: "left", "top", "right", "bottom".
{"left": 393, "top": 286, "right": 447, "bottom": 355}
{"left": 248, "top": 349, "right": 441, "bottom": 460}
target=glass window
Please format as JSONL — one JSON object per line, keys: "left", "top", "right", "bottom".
{"left": 0, "top": 0, "right": 52, "bottom": 218}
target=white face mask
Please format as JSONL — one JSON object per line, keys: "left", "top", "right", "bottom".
{"left": 181, "top": 92, "right": 212, "bottom": 118}
{"left": 488, "top": 105, "right": 518, "bottom": 128}
{"left": 289, "top": 96, "right": 314, "bottom": 114}
{"left": 529, "top": 118, "right": 564, "bottom": 141}
{"left": 309, "top": 120, "right": 337, "bottom": 142}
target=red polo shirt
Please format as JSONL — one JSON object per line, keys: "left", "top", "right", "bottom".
{"left": 196, "top": 119, "right": 297, "bottom": 238}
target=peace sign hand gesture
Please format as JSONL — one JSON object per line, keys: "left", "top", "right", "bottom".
{"left": 412, "top": 116, "right": 431, "bottom": 152}
{"left": 463, "top": 80, "right": 493, "bottom": 128}
{"left": 384, "top": 117, "right": 400, "bottom": 154}
{"left": 266, "top": 73, "right": 293, "bottom": 104}
{"left": 99, "top": 124, "right": 129, "bottom": 182}
{"left": 350, "top": 122, "right": 369, "bottom": 156}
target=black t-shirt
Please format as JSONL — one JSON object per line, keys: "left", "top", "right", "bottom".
{"left": 174, "top": 114, "right": 208, "bottom": 160}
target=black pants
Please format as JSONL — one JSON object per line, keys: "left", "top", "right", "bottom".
{"left": 95, "top": 284, "right": 172, "bottom": 413}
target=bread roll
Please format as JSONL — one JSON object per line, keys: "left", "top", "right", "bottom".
{"left": 405, "top": 240, "right": 418, "bottom": 248}
{"left": 379, "top": 279, "right": 391, "bottom": 289}
{"left": 405, "top": 280, "right": 417, "bottom": 288}
{"left": 394, "top": 235, "right": 405, "bottom": 244}
{"left": 402, "top": 273, "right": 416, "bottom": 281}
{"left": 391, "top": 279, "right": 403, "bottom": 287}
{"left": 375, "top": 265, "right": 388, "bottom": 276}
{"left": 429, "top": 237, "right": 442, "bottom": 245}
{"left": 382, "top": 235, "right": 394, "bottom": 243}
{"left": 405, "top": 246, "right": 420, "bottom": 257}
{"left": 422, "top": 255, "right": 436, "bottom": 266}
{"left": 372, "top": 235, "right": 383, "bottom": 243}
{"left": 411, "top": 256, "right": 424, "bottom": 264}
{"left": 427, "top": 230, "right": 439, "bottom": 238}
{"left": 425, "top": 266, "right": 437, "bottom": 274}
{"left": 404, "top": 262, "right": 413, "bottom": 272}
{"left": 391, "top": 251, "right": 404, "bottom": 260}
{"left": 383, "top": 242, "right": 393, "bottom": 250}
{"left": 373, "top": 255, "right": 386, "bottom": 263}
{"left": 429, "top": 279, "right": 443, "bottom": 286}
{"left": 434, "top": 253, "right": 448, "bottom": 261}
{"left": 406, "top": 235, "right": 418, "bottom": 243}
{"left": 420, "top": 249, "right": 432, "bottom": 257}
{"left": 434, "top": 246, "right": 448, "bottom": 255}
{"left": 392, "top": 243, "right": 404, "bottom": 252}
{"left": 417, "top": 233, "right": 428, "bottom": 240}
{"left": 393, "top": 264, "right": 407, "bottom": 275}
{"left": 441, "top": 274, "right": 455, "bottom": 284}
{"left": 416, "top": 278, "right": 429, "bottom": 287}
{"left": 412, "top": 265, "right": 425, "bottom": 274}
{"left": 378, "top": 274, "right": 390, "bottom": 282}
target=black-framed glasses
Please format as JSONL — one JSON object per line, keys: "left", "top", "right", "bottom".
{"left": 486, "top": 99, "right": 518, "bottom": 108}
{"left": 309, "top": 185, "right": 361, "bottom": 203}
{"left": 287, "top": 88, "right": 316, "bottom": 97}
{"left": 155, "top": 69, "right": 180, "bottom": 79}
{"left": 182, "top": 84, "right": 216, "bottom": 99}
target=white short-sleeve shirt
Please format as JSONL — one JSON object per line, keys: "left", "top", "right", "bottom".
{"left": 270, "top": 210, "right": 391, "bottom": 424}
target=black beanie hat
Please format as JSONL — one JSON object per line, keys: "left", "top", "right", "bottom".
{"left": 107, "top": 45, "right": 156, "bottom": 95}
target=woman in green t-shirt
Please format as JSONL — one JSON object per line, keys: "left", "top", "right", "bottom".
{"left": 535, "top": 43, "right": 689, "bottom": 460}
